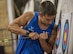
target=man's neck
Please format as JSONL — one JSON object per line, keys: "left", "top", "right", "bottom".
{"left": 38, "top": 17, "right": 49, "bottom": 30}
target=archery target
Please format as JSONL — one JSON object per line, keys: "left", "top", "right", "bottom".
{"left": 55, "top": 21, "right": 61, "bottom": 49}
{"left": 52, "top": 13, "right": 72, "bottom": 54}
{"left": 62, "top": 20, "right": 69, "bottom": 53}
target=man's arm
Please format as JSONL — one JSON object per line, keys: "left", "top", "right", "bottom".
{"left": 8, "top": 12, "right": 34, "bottom": 36}
{"left": 39, "top": 25, "right": 57, "bottom": 53}
{"left": 48, "top": 25, "right": 57, "bottom": 47}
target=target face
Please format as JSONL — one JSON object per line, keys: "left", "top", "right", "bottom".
{"left": 62, "top": 20, "right": 69, "bottom": 53}
{"left": 55, "top": 21, "right": 61, "bottom": 49}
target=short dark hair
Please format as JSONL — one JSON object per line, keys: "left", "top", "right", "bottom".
{"left": 39, "top": 1, "right": 57, "bottom": 16}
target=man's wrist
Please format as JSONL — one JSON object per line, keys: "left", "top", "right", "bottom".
{"left": 26, "top": 30, "right": 31, "bottom": 36}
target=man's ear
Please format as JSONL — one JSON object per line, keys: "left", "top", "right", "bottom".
{"left": 38, "top": 12, "right": 42, "bottom": 17}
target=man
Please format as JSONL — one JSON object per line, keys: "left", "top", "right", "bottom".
{"left": 8, "top": 1, "right": 57, "bottom": 54}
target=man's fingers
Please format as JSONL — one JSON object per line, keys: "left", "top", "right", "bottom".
{"left": 39, "top": 32, "right": 48, "bottom": 39}
{"left": 29, "top": 32, "right": 39, "bottom": 40}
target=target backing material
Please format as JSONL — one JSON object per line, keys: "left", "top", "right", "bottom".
{"left": 62, "top": 20, "right": 69, "bottom": 53}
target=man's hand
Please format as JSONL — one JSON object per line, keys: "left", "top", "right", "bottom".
{"left": 28, "top": 32, "right": 39, "bottom": 40}
{"left": 39, "top": 32, "right": 48, "bottom": 40}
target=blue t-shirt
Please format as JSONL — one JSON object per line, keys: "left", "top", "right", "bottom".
{"left": 16, "top": 12, "right": 55, "bottom": 54}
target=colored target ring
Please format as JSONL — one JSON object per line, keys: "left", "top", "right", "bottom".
{"left": 55, "top": 21, "right": 61, "bottom": 49}
{"left": 62, "top": 20, "right": 69, "bottom": 53}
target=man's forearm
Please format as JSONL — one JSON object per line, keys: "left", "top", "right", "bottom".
{"left": 39, "top": 39, "right": 53, "bottom": 53}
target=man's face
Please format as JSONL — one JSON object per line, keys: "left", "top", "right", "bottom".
{"left": 40, "top": 14, "right": 55, "bottom": 26}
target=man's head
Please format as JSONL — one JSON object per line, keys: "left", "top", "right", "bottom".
{"left": 39, "top": 1, "right": 57, "bottom": 16}
{"left": 39, "top": 1, "right": 57, "bottom": 25}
